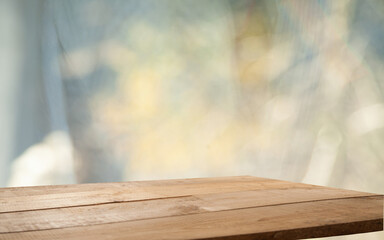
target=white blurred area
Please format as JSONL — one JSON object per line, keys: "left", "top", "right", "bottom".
{"left": 1, "top": 2, "right": 384, "bottom": 238}
{"left": 7, "top": 131, "right": 75, "bottom": 186}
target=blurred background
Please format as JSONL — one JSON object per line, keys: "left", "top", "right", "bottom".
{"left": 0, "top": 0, "right": 383, "bottom": 238}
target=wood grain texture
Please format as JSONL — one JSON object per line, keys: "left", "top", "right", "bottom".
{"left": 0, "top": 188, "right": 378, "bottom": 233}
{"left": 0, "top": 176, "right": 382, "bottom": 240}
{"left": 0, "top": 176, "right": 304, "bottom": 213}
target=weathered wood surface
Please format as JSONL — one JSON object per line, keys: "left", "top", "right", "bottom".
{"left": 0, "top": 176, "right": 382, "bottom": 240}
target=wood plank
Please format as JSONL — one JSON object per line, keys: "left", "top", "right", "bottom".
{"left": 0, "top": 176, "right": 259, "bottom": 198}
{"left": 0, "top": 176, "right": 322, "bottom": 213}
{"left": 0, "top": 187, "right": 379, "bottom": 233}
{"left": 0, "top": 196, "right": 204, "bottom": 234}
{"left": 1, "top": 196, "right": 381, "bottom": 240}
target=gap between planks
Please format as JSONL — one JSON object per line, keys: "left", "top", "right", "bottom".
{"left": 0, "top": 176, "right": 373, "bottom": 213}
{"left": 0, "top": 176, "right": 319, "bottom": 213}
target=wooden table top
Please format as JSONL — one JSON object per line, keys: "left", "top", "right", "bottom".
{"left": 0, "top": 176, "right": 382, "bottom": 240}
